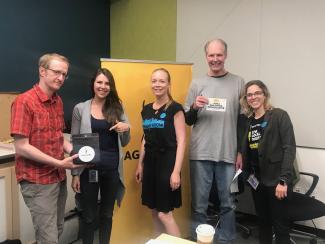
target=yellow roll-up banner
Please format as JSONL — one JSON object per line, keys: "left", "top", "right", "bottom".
{"left": 101, "top": 59, "right": 192, "bottom": 244}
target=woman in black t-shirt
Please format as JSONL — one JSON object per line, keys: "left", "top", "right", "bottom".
{"left": 135, "top": 68, "right": 186, "bottom": 237}
{"left": 238, "top": 80, "right": 296, "bottom": 244}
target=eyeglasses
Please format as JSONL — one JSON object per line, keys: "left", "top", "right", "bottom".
{"left": 46, "top": 68, "right": 69, "bottom": 80}
{"left": 245, "top": 91, "right": 264, "bottom": 99}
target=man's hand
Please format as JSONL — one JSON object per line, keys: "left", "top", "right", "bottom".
{"left": 59, "top": 154, "right": 83, "bottom": 169}
{"left": 14, "top": 136, "right": 83, "bottom": 169}
{"left": 235, "top": 152, "right": 243, "bottom": 170}
{"left": 192, "top": 96, "right": 209, "bottom": 110}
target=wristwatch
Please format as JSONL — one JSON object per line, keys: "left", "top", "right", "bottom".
{"left": 279, "top": 179, "right": 286, "bottom": 186}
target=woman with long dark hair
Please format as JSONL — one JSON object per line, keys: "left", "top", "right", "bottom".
{"left": 71, "top": 68, "right": 130, "bottom": 244}
{"left": 239, "top": 80, "right": 296, "bottom": 244}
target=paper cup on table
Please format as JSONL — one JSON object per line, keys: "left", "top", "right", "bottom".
{"left": 196, "top": 224, "right": 215, "bottom": 244}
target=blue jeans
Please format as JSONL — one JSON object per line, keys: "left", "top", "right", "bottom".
{"left": 190, "top": 160, "right": 236, "bottom": 243}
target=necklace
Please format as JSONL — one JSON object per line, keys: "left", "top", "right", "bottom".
{"left": 153, "top": 101, "right": 168, "bottom": 114}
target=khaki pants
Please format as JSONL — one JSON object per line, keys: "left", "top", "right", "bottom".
{"left": 20, "top": 180, "right": 67, "bottom": 244}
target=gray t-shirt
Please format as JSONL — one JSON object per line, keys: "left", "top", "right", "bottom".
{"left": 184, "top": 73, "right": 244, "bottom": 164}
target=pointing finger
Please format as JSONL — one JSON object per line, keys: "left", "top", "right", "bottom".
{"left": 109, "top": 124, "right": 118, "bottom": 131}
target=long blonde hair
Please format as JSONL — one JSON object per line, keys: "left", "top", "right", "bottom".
{"left": 240, "top": 80, "right": 273, "bottom": 117}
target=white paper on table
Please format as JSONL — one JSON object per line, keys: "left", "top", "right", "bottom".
{"left": 145, "top": 239, "right": 170, "bottom": 244}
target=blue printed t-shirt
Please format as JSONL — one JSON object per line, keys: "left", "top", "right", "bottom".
{"left": 141, "top": 101, "right": 184, "bottom": 150}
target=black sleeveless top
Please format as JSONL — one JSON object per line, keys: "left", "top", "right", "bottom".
{"left": 141, "top": 101, "right": 184, "bottom": 152}
{"left": 91, "top": 115, "right": 119, "bottom": 170}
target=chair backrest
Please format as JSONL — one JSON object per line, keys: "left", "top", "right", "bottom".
{"left": 289, "top": 192, "right": 325, "bottom": 221}
{"left": 289, "top": 171, "right": 325, "bottom": 221}
{"left": 299, "top": 172, "right": 319, "bottom": 196}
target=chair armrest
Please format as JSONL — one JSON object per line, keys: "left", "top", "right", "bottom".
{"left": 299, "top": 172, "right": 319, "bottom": 196}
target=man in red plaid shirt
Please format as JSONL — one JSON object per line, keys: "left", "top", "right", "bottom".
{"left": 11, "top": 53, "right": 82, "bottom": 244}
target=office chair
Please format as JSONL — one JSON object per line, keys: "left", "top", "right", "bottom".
{"left": 288, "top": 172, "right": 325, "bottom": 244}
{"left": 207, "top": 175, "right": 252, "bottom": 239}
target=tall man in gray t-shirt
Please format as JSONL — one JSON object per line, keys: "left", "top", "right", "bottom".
{"left": 185, "top": 39, "right": 244, "bottom": 243}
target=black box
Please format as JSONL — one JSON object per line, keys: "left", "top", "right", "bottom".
{"left": 71, "top": 133, "right": 100, "bottom": 164}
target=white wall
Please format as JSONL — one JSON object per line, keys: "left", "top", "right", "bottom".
{"left": 177, "top": 0, "right": 325, "bottom": 149}
{"left": 177, "top": 0, "right": 325, "bottom": 229}
{"left": 177, "top": 0, "right": 261, "bottom": 79}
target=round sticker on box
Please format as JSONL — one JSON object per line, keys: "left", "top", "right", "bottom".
{"left": 78, "top": 146, "right": 95, "bottom": 162}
